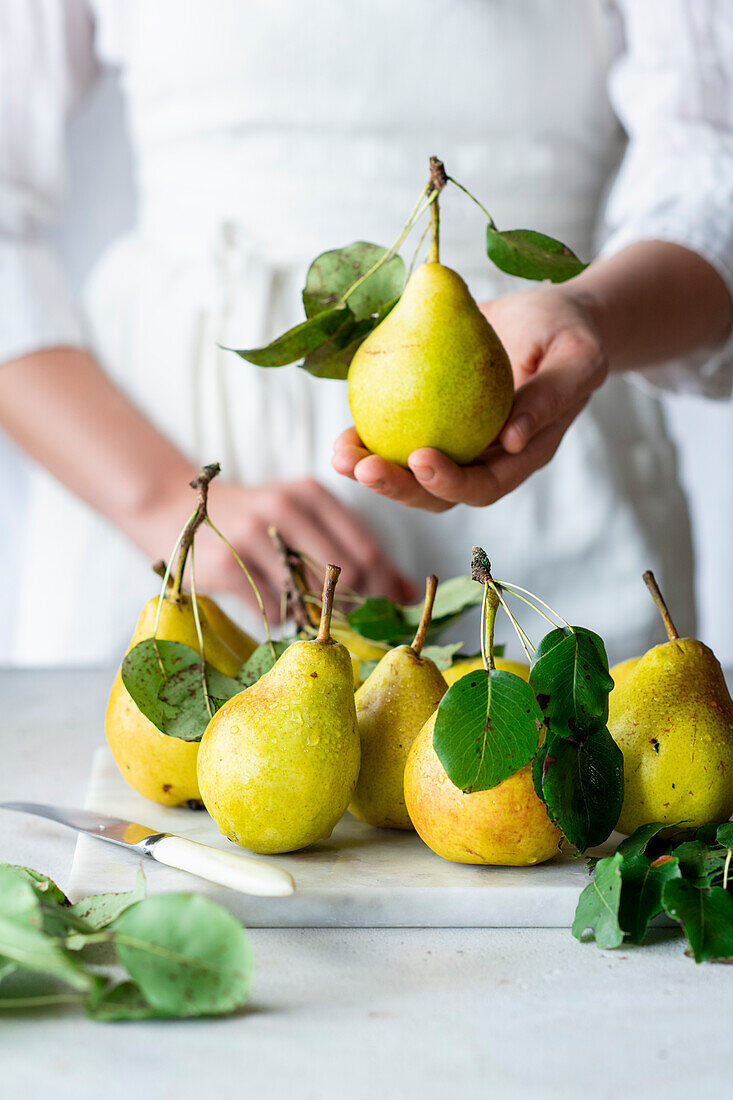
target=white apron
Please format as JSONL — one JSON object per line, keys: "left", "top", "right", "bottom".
{"left": 11, "top": 0, "right": 696, "bottom": 665}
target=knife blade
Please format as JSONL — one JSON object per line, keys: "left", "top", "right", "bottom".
{"left": 0, "top": 801, "right": 295, "bottom": 898}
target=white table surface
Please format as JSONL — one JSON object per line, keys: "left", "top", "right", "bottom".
{"left": 1, "top": 667, "right": 730, "bottom": 1100}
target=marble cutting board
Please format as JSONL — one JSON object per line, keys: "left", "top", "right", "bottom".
{"left": 69, "top": 748, "right": 617, "bottom": 928}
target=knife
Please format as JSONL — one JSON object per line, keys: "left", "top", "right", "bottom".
{"left": 0, "top": 801, "right": 295, "bottom": 898}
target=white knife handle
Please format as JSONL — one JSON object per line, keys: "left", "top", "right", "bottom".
{"left": 150, "top": 835, "right": 295, "bottom": 897}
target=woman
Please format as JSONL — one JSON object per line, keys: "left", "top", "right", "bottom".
{"left": 0, "top": 0, "right": 731, "bottom": 664}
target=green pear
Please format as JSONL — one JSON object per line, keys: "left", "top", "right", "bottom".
{"left": 609, "top": 571, "right": 733, "bottom": 834}
{"left": 347, "top": 262, "right": 514, "bottom": 467}
{"left": 106, "top": 593, "right": 242, "bottom": 807}
{"left": 349, "top": 575, "right": 448, "bottom": 830}
{"left": 197, "top": 565, "right": 361, "bottom": 854}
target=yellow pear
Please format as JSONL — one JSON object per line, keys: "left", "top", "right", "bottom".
{"left": 443, "top": 654, "right": 529, "bottom": 687}
{"left": 106, "top": 593, "right": 242, "bottom": 807}
{"left": 330, "top": 624, "right": 391, "bottom": 690}
{"left": 609, "top": 655, "right": 641, "bottom": 692}
{"left": 197, "top": 565, "right": 361, "bottom": 854}
{"left": 609, "top": 572, "right": 733, "bottom": 835}
{"left": 348, "top": 262, "right": 514, "bottom": 466}
{"left": 195, "top": 595, "right": 258, "bottom": 664}
{"left": 349, "top": 576, "right": 448, "bottom": 830}
{"left": 404, "top": 711, "right": 561, "bottom": 865}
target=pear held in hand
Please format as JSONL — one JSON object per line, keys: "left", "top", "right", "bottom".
{"left": 348, "top": 261, "right": 514, "bottom": 467}
{"left": 349, "top": 575, "right": 448, "bottom": 830}
{"left": 609, "top": 571, "right": 733, "bottom": 835}
{"left": 106, "top": 591, "right": 243, "bottom": 807}
{"left": 198, "top": 565, "right": 361, "bottom": 854}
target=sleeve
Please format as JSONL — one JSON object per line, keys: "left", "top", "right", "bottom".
{"left": 0, "top": 0, "right": 98, "bottom": 365}
{"left": 598, "top": 0, "right": 733, "bottom": 398}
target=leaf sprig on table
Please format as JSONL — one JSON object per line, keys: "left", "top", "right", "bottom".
{"left": 0, "top": 864, "right": 252, "bottom": 1019}
{"left": 573, "top": 822, "right": 733, "bottom": 962}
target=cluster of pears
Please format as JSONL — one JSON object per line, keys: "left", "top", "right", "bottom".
{"left": 608, "top": 571, "right": 733, "bottom": 834}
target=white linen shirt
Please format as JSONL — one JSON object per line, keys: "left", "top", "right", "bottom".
{"left": 0, "top": 0, "right": 731, "bottom": 666}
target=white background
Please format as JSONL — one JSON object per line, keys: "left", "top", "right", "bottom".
{"left": 50, "top": 73, "right": 733, "bottom": 663}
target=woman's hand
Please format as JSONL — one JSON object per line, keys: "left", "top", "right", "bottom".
{"left": 332, "top": 286, "right": 608, "bottom": 512}
{"left": 148, "top": 477, "right": 417, "bottom": 620}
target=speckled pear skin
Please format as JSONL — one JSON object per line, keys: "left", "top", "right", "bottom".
{"left": 195, "top": 594, "right": 258, "bottom": 664}
{"left": 349, "top": 646, "right": 448, "bottom": 831}
{"left": 347, "top": 262, "right": 514, "bottom": 466}
{"left": 404, "top": 712, "right": 562, "bottom": 866}
{"left": 608, "top": 638, "right": 733, "bottom": 834}
{"left": 197, "top": 639, "right": 361, "bottom": 854}
{"left": 106, "top": 595, "right": 242, "bottom": 807}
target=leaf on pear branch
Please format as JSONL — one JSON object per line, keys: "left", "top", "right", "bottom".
{"left": 486, "top": 227, "right": 587, "bottom": 283}
{"left": 229, "top": 306, "right": 350, "bottom": 368}
{"left": 302, "top": 242, "right": 405, "bottom": 321}
{"left": 530, "top": 626, "right": 613, "bottom": 736}
{"left": 301, "top": 298, "right": 399, "bottom": 380}
{"left": 539, "top": 726, "right": 624, "bottom": 851}
{"left": 236, "top": 640, "right": 293, "bottom": 690}
{"left": 432, "top": 669, "right": 544, "bottom": 793}
{"left": 572, "top": 852, "right": 624, "bottom": 949}
{"left": 122, "top": 639, "right": 243, "bottom": 742}
{"left": 347, "top": 576, "right": 484, "bottom": 645}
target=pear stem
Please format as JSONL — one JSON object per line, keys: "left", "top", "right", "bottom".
{"left": 268, "top": 527, "right": 320, "bottom": 633}
{"left": 643, "top": 570, "right": 679, "bottom": 641}
{"left": 171, "top": 464, "right": 220, "bottom": 601}
{"left": 411, "top": 574, "right": 438, "bottom": 658}
{"left": 484, "top": 586, "right": 500, "bottom": 671}
{"left": 427, "top": 156, "right": 446, "bottom": 265}
{"left": 317, "top": 565, "right": 341, "bottom": 644}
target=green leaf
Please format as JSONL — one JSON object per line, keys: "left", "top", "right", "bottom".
{"left": 347, "top": 597, "right": 406, "bottom": 643}
{"left": 716, "top": 823, "right": 733, "bottom": 849}
{"left": 68, "top": 868, "right": 146, "bottom": 931}
{"left": 530, "top": 627, "right": 613, "bottom": 735}
{"left": 539, "top": 726, "right": 624, "bottom": 851}
{"left": 672, "top": 841, "right": 728, "bottom": 888}
{"left": 662, "top": 879, "right": 733, "bottom": 962}
{"left": 0, "top": 865, "right": 69, "bottom": 907}
{"left": 616, "top": 823, "right": 668, "bottom": 862}
{"left": 618, "top": 852, "right": 682, "bottom": 944}
{"left": 121, "top": 639, "right": 242, "bottom": 742}
{"left": 301, "top": 297, "right": 399, "bottom": 379}
{"left": 111, "top": 894, "right": 253, "bottom": 1017}
{"left": 572, "top": 851, "right": 624, "bottom": 949}
{"left": 0, "top": 870, "right": 94, "bottom": 993}
{"left": 347, "top": 576, "right": 484, "bottom": 646}
{"left": 230, "top": 306, "right": 350, "bottom": 368}
{"left": 86, "top": 980, "right": 171, "bottom": 1022}
{"left": 236, "top": 639, "right": 292, "bottom": 690}
{"left": 432, "top": 669, "right": 543, "bottom": 793}
{"left": 302, "top": 242, "right": 405, "bottom": 321}
{"left": 486, "top": 227, "right": 587, "bottom": 283}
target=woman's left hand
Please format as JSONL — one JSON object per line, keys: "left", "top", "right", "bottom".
{"left": 332, "top": 285, "right": 608, "bottom": 512}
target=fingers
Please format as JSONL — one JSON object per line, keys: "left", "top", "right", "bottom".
{"left": 352, "top": 454, "right": 455, "bottom": 514}
{"left": 409, "top": 402, "right": 586, "bottom": 507}
{"left": 332, "top": 427, "right": 371, "bottom": 479}
{"left": 500, "top": 330, "right": 606, "bottom": 454}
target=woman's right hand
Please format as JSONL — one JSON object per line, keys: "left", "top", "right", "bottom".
{"left": 148, "top": 476, "right": 417, "bottom": 621}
